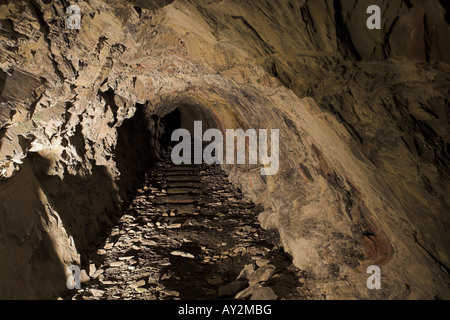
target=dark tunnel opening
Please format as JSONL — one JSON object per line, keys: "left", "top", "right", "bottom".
{"left": 159, "top": 108, "right": 182, "bottom": 149}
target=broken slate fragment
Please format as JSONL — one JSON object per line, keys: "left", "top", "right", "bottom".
{"left": 218, "top": 280, "right": 248, "bottom": 298}
{"left": 80, "top": 270, "right": 91, "bottom": 284}
{"left": 248, "top": 265, "right": 276, "bottom": 285}
{"left": 236, "top": 263, "right": 255, "bottom": 281}
{"left": 130, "top": 279, "right": 146, "bottom": 289}
{"left": 250, "top": 286, "right": 277, "bottom": 300}
{"left": 170, "top": 251, "right": 195, "bottom": 259}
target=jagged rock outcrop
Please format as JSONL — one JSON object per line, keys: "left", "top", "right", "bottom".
{"left": 0, "top": 0, "right": 449, "bottom": 299}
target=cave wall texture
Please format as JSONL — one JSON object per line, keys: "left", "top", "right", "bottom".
{"left": 0, "top": 0, "right": 449, "bottom": 299}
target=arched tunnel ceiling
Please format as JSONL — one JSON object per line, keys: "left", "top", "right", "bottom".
{"left": 0, "top": 0, "right": 449, "bottom": 299}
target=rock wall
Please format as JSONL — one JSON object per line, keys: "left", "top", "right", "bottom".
{"left": 0, "top": 0, "right": 449, "bottom": 299}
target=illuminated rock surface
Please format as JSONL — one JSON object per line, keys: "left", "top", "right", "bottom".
{"left": 0, "top": 0, "right": 449, "bottom": 299}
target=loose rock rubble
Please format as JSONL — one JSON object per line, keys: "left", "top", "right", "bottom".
{"left": 61, "top": 151, "right": 310, "bottom": 300}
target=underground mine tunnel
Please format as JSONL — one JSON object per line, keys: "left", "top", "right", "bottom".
{"left": 1, "top": 0, "right": 450, "bottom": 301}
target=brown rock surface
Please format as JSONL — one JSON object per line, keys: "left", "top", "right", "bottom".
{"left": 0, "top": 0, "right": 449, "bottom": 299}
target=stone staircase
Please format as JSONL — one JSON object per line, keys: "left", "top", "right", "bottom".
{"left": 63, "top": 151, "right": 309, "bottom": 300}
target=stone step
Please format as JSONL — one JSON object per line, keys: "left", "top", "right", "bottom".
{"left": 163, "top": 171, "right": 200, "bottom": 176}
{"left": 161, "top": 204, "right": 197, "bottom": 213}
{"left": 166, "top": 188, "right": 199, "bottom": 195}
{"left": 164, "top": 182, "right": 202, "bottom": 189}
{"left": 163, "top": 165, "right": 203, "bottom": 172}
{"left": 163, "top": 176, "right": 202, "bottom": 182}
{"left": 154, "top": 196, "right": 197, "bottom": 205}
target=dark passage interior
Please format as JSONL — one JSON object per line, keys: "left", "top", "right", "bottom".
{"left": 48, "top": 103, "right": 305, "bottom": 300}
{"left": 159, "top": 108, "right": 181, "bottom": 149}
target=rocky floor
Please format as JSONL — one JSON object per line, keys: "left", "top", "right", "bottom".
{"left": 61, "top": 151, "right": 310, "bottom": 300}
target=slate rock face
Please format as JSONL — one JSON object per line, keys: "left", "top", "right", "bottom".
{"left": 0, "top": 0, "right": 449, "bottom": 299}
